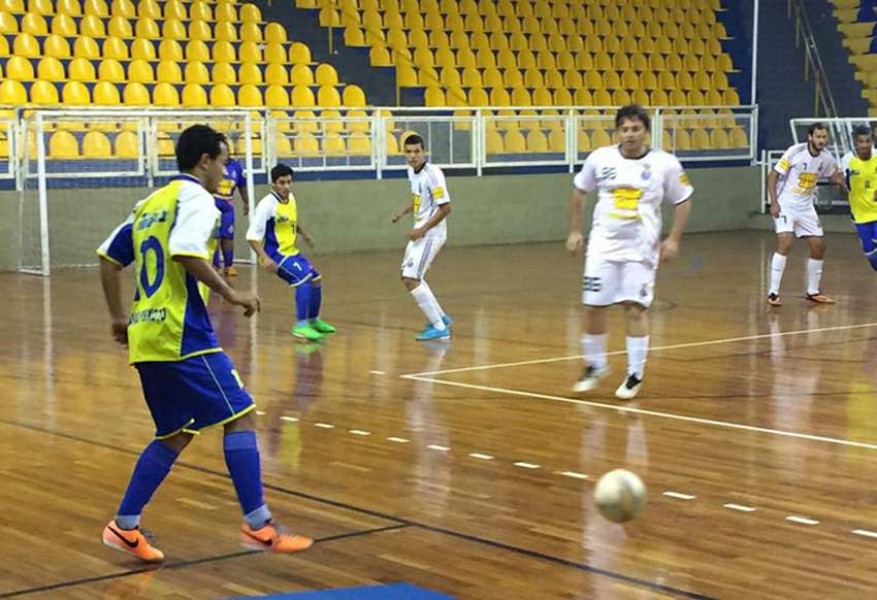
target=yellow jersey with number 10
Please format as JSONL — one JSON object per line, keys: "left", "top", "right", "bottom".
{"left": 845, "top": 154, "right": 877, "bottom": 224}
{"left": 97, "top": 175, "right": 222, "bottom": 364}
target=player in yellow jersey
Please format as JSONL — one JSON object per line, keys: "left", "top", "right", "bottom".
{"left": 96, "top": 125, "right": 312, "bottom": 562}
{"left": 247, "top": 163, "right": 336, "bottom": 341}
{"left": 842, "top": 125, "right": 877, "bottom": 271}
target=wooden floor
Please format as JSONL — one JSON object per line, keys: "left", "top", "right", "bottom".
{"left": 4, "top": 231, "right": 877, "bottom": 599}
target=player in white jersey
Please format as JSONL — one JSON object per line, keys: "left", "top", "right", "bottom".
{"left": 391, "top": 134, "right": 453, "bottom": 341}
{"left": 766, "top": 122, "right": 846, "bottom": 306}
{"left": 566, "top": 105, "right": 693, "bottom": 400}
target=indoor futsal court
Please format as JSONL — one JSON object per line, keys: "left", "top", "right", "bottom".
{"left": 2, "top": 229, "right": 877, "bottom": 599}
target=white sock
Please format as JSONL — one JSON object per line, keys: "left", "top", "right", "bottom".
{"left": 626, "top": 336, "right": 649, "bottom": 379}
{"left": 420, "top": 279, "right": 446, "bottom": 319}
{"left": 411, "top": 284, "right": 446, "bottom": 330}
{"left": 807, "top": 258, "right": 823, "bottom": 296}
{"left": 581, "top": 333, "right": 607, "bottom": 371}
{"left": 769, "top": 253, "right": 787, "bottom": 296}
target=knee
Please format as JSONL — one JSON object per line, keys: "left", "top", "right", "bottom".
{"left": 225, "top": 412, "right": 256, "bottom": 434}
{"left": 402, "top": 276, "right": 420, "bottom": 291}
{"left": 161, "top": 432, "right": 194, "bottom": 454}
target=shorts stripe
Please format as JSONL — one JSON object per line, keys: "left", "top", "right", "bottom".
{"left": 277, "top": 256, "right": 314, "bottom": 288}
{"left": 416, "top": 239, "right": 433, "bottom": 278}
{"left": 201, "top": 355, "right": 234, "bottom": 416}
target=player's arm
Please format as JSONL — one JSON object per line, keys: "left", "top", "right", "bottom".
{"left": 567, "top": 156, "right": 597, "bottom": 254}
{"left": 391, "top": 201, "right": 413, "bottom": 223}
{"left": 829, "top": 167, "right": 848, "bottom": 194}
{"left": 96, "top": 214, "right": 136, "bottom": 346}
{"left": 768, "top": 152, "right": 791, "bottom": 218}
{"left": 237, "top": 169, "right": 250, "bottom": 216}
{"left": 409, "top": 203, "right": 451, "bottom": 240}
{"left": 659, "top": 161, "right": 694, "bottom": 263}
{"left": 245, "top": 199, "right": 278, "bottom": 272}
{"left": 297, "top": 223, "right": 314, "bottom": 247}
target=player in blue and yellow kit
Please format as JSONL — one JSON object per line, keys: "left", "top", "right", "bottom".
{"left": 247, "top": 163, "right": 336, "bottom": 341}
{"left": 213, "top": 153, "right": 248, "bottom": 276}
{"left": 843, "top": 125, "right": 877, "bottom": 270}
{"left": 97, "top": 126, "right": 312, "bottom": 562}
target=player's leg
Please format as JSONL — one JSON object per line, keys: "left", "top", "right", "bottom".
{"left": 768, "top": 209, "right": 795, "bottom": 305}
{"left": 800, "top": 209, "right": 833, "bottom": 303}
{"left": 856, "top": 222, "right": 877, "bottom": 271}
{"left": 184, "top": 352, "right": 312, "bottom": 553}
{"left": 613, "top": 261, "right": 654, "bottom": 400}
{"left": 572, "top": 256, "right": 617, "bottom": 393}
{"left": 276, "top": 255, "right": 323, "bottom": 341}
{"left": 219, "top": 204, "right": 236, "bottom": 276}
{"left": 307, "top": 269, "right": 336, "bottom": 334}
{"left": 417, "top": 240, "right": 450, "bottom": 330}
{"left": 419, "top": 279, "right": 452, "bottom": 327}
{"left": 102, "top": 363, "right": 199, "bottom": 562}
{"left": 402, "top": 238, "right": 449, "bottom": 340}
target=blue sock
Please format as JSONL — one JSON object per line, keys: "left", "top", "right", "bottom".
{"left": 295, "top": 284, "right": 312, "bottom": 322}
{"left": 116, "top": 440, "right": 180, "bottom": 529}
{"left": 223, "top": 244, "right": 234, "bottom": 269}
{"left": 309, "top": 285, "right": 322, "bottom": 320}
{"left": 213, "top": 247, "right": 221, "bottom": 268}
{"left": 223, "top": 431, "right": 269, "bottom": 525}
{"left": 867, "top": 249, "right": 877, "bottom": 271}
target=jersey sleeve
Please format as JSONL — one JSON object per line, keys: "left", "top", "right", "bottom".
{"left": 246, "top": 197, "right": 272, "bottom": 242}
{"left": 663, "top": 155, "right": 694, "bottom": 205}
{"left": 573, "top": 152, "right": 599, "bottom": 193}
{"left": 168, "top": 186, "right": 219, "bottom": 259}
{"left": 96, "top": 210, "right": 136, "bottom": 268}
{"left": 427, "top": 167, "right": 451, "bottom": 205}
{"left": 234, "top": 161, "right": 247, "bottom": 188}
{"left": 774, "top": 147, "right": 794, "bottom": 176}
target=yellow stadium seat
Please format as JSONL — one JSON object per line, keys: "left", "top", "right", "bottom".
{"left": 237, "top": 84, "right": 263, "bottom": 107}
{"left": 319, "top": 7, "right": 340, "bottom": 26}
{"left": 71, "top": 37, "right": 99, "bottom": 60}
{"left": 214, "top": 20, "right": 237, "bottom": 41}
{"left": 265, "top": 22, "right": 287, "bottom": 45}
{"left": 713, "top": 72, "right": 730, "bottom": 90}
{"left": 183, "top": 40, "right": 209, "bottom": 63}
{"left": 51, "top": 14, "right": 77, "bottom": 36}
{"left": 13, "top": 33, "right": 40, "bottom": 57}
{"left": 574, "top": 88, "right": 593, "bottom": 105}
{"left": 99, "top": 36, "right": 127, "bottom": 60}
{"left": 593, "top": 89, "right": 612, "bottom": 105}
{"left": 189, "top": 1, "right": 211, "bottom": 21}
{"left": 526, "top": 130, "right": 548, "bottom": 152}
{"left": 631, "top": 89, "right": 649, "bottom": 106}
{"left": 343, "top": 25, "right": 364, "bottom": 46}
{"left": 114, "top": 130, "right": 139, "bottom": 158}
{"left": 26, "top": 0, "right": 49, "bottom": 12}
{"left": 265, "top": 85, "right": 289, "bottom": 108}
{"left": 343, "top": 85, "right": 366, "bottom": 107}
{"left": 265, "top": 43, "right": 286, "bottom": 64}
{"left": 322, "top": 110, "right": 343, "bottom": 133}
{"left": 547, "top": 129, "right": 565, "bottom": 152}
{"left": 30, "top": 79, "right": 59, "bottom": 105}
{"left": 165, "top": 0, "right": 186, "bottom": 20}
{"left": 691, "top": 128, "right": 710, "bottom": 150}
{"left": 0, "top": 80, "right": 27, "bottom": 105}
{"left": 240, "top": 3, "right": 261, "bottom": 23}
{"left": 239, "top": 63, "right": 263, "bottom": 85}
{"left": 36, "top": 57, "right": 64, "bottom": 81}
{"left": 503, "top": 68, "right": 523, "bottom": 87}
{"left": 292, "top": 85, "right": 316, "bottom": 107}
{"left": 240, "top": 42, "right": 262, "bottom": 64}
{"left": 0, "top": 10, "right": 16, "bottom": 34}
{"left": 82, "top": 131, "right": 111, "bottom": 158}
{"left": 295, "top": 133, "right": 320, "bottom": 156}
{"left": 7, "top": 56, "right": 34, "bottom": 80}
{"left": 291, "top": 64, "right": 314, "bottom": 86}
{"left": 93, "top": 80, "right": 120, "bottom": 104}
{"left": 323, "top": 132, "right": 346, "bottom": 155}
{"left": 180, "top": 83, "right": 207, "bottom": 107}
{"left": 723, "top": 89, "right": 741, "bottom": 106}
{"left": 213, "top": 41, "right": 237, "bottom": 63}
{"left": 189, "top": 20, "right": 212, "bottom": 41}
{"left": 241, "top": 22, "right": 262, "bottom": 43}
{"left": 316, "top": 64, "right": 339, "bottom": 86}
{"left": 97, "top": 60, "right": 127, "bottom": 85}
{"left": 159, "top": 39, "right": 183, "bottom": 61}
{"left": 440, "top": 68, "right": 461, "bottom": 88}
{"left": 292, "top": 110, "right": 317, "bottom": 133}
{"left": 157, "top": 61, "right": 182, "bottom": 84}
{"left": 127, "top": 59, "right": 154, "bottom": 83}
{"left": 67, "top": 58, "right": 95, "bottom": 82}
{"left": 709, "top": 128, "right": 730, "bottom": 150}
{"left": 669, "top": 89, "right": 687, "bottom": 105}
{"left": 370, "top": 45, "right": 392, "bottom": 66}
{"left": 210, "top": 83, "right": 235, "bottom": 107}
{"left": 49, "top": 131, "right": 79, "bottom": 158}
{"left": 466, "top": 87, "right": 487, "bottom": 105}
{"left": 84, "top": 0, "right": 107, "bottom": 16}
{"left": 21, "top": 12, "right": 47, "bottom": 35}
{"left": 640, "top": 71, "right": 658, "bottom": 91}
{"left": 504, "top": 130, "right": 526, "bottom": 153}
{"left": 43, "top": 34, "right": 71, "bottom": 58}
{"left": 215, "top": 1, "right": 237, "bottom": 22}
{"left": 129, "top": 39, "right": 155, "bottom": 61}
{"left": 55, "top": 0, "right": 80, "bottom": 15}
{"left": 318, "top": 85, "right": 341, "bottom": 107}
{"left": 730, "top": 127, "right": 748, "bottom": 148}
{"left": 486, "top": 129, "right": 504, "bottom": 153}
{"left": 511, "top": 87, "right": 531, "bottom": 105}
{"left": 266, "top": 63, "right": 289, "bottom": 86}
{"left": 123, "top": 82, "right": 149, "bottom": 105}
{"left": 553, "top": 88, "right": 572, "bottom": 105}
{"left": 153, "top": 82, "right": 179, "bottom": 107}
{"left": 211, "top": 62, "right": 236, "bottom": 85}
{"left": 564, "top": 71, "right": 584, "bottom": 89}
{"left": 424, "top": 86, "right": 445, "bottom": 107}
{"left": 105, "top": 15, "right": 131, "bottom": 37}
{"left": 135, "top": 17, "right": 159, "bottom": 39}
{"left": 137, "top": 0, "right": 160, "bottom": 19}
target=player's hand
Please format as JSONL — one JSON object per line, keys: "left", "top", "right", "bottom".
{"left": 230, "top": 291, "right": 261, "bottom": 317}
{"left": 260, "top": 257, "right": 278, "bottom": 273}
{"left": 769, "top": 202, "right": 780, "bottom": 218}
{"left": 407, "top": 227, "right": 426, "bottom": 240}
{"left": 110, "top": 317, "right": 129, "bottom": 347}
{"left": 660, "top": 238, "right": 679, "bottom": 263}
{"left": 302, "top": 235, "right": 315, "bottom": 248}
{"left": 243, "top": 205, "right": 250, "bottom": 217}
{"left": 391, "top": 212, "right": 402, "bottom": 224}
{"left": 566, "top": 231, "right": 584, "bottom": 254}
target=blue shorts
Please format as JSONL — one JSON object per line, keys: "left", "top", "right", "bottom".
{"left": 276, "top": 254, "right": 321, "bottom": 287}
{"left": 855, "top": 221, "right": 877, "bottom": 254}
{"left": 135, "top": 352, "right": 255, "bottom": 439}
{"left": 215, "top": 199, "right": 235, "bottom": 239}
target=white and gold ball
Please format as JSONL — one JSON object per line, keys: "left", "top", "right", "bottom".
{"left": 593, "top": 469, "right": 647, "bottom": 523}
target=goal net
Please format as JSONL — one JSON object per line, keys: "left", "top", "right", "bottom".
{"left": 18, "top": 109, "right": 260, "bottom": 275}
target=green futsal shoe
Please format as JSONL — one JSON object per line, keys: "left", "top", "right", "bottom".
{"left": 291, "top": 324, "right": 323, "bottom": 341}
{"left": 310, "top": 318, "right": 336, "bottom": 334}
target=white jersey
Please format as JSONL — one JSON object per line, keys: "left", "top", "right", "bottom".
{"left": 574, "top": 145, "right": 693, "bottom": 265}
{"left": 408, "top": 163, "right": 450, "bottom": 237}
{"left": 774, "top": 143, "right": 838, "bottom": 210}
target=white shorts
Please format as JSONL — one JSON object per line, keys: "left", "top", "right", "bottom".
{"left": 582, "top": 256, "right": 656, "bottom": 308}
{"left": 401, "top": 235, "right": 445, "bottom": 279}
{"left": 774, "top": 204, "right": 823, "bottom": 237}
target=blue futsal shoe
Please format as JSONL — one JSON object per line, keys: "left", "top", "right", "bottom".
{"left": 423, "top": 315, "right": 453, "bottom": 330}
{"left": 416, "top": 325, "right": 451, "bottom": 341}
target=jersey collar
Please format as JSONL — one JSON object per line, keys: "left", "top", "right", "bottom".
{"left": 172, "top": 173, "right": 203, "bottom": 185}
{"left": 271, "top": 190, "right": 289, "bottom": 203}
{"left": 616, "top": 144, "right": 651, "bottom": 160}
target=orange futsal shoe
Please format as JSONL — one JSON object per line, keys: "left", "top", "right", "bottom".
{"left": 241, "top": 521, "right": 313, "bottom": 554}
{"left": 224, "top": 266, "right": 238, "bottom": 277}
{"left": 805, "top": 293, "right": 835, "bottom": 304}
{"left": 102, "top": 521, "right": 165, "bottom": 563}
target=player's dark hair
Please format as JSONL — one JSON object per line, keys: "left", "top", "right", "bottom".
{"left": 176, "top": 125, "right": 227, "bottom": 171}
{"left": 615, "top": 104, "right": 651, "bottom": 131}
{"left": 807, "top": 122, "right": 828, "bottom": 136}
{"left": 271, "top": 163, "right": 294, "bottom": 182}
{"left": 854, "top": 124, "right": 872, "bottom": 139}
{"left": 403, "top": 133, "right": 425, "bottom": 149}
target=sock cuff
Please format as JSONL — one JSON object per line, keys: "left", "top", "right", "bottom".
{"left": 807, "top": 258, "right": 823, "bottom": 265}
{"left": 224, "top": 430, "right": 258, "bottom": 452}
{"left": 146, "top": 439, "right": 180, "bottom": 466}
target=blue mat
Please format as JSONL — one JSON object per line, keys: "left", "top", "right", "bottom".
{"left": 231, "top": 583, "right": 454, "bottom": 599}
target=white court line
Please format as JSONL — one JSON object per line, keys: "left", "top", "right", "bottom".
{"left": 387, "top": 436, "right": 410, "bottom": 443}
{"left": 469, "top": 453, "right": 494, "bottom": 460}
{"left": 349, "top": 429, "right": 371, "bottom": 436}
{"left": 402, "top": 376, "right": 877, "bottom": 451}
{"left": 513, "top": 462, "right": 541, "bottom": 470}
{"left": 786, "top": 516, "right": 820, "bottom": 526}
{"left": 724, "top": 503, "right": 757, "bottom": 513}
{"left": 663, "top": 491, "right": 696, "bottom": 500}
{"left": 558, "top": 471, "right": 589, "bottom": 480}
{"left": 314, "top": 423, "right": 335, "bottom": 429}
{"left": 280, "top": 416, "right": 299, "bottom": 423}
{"left": 369, "top": 370, "right": 386, "bottom": 375}
{"left": 852, "top": 529, "right": 877, "bottom": 539}
{"left": 427, "top": 444, "right": 450, "bottom": 452}
{"left": 403, "top": 321, "right": 877, "bottom": 378}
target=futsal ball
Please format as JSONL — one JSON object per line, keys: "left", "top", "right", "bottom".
{"left": 593, "top": 469, "right": 647, "bottom": 523}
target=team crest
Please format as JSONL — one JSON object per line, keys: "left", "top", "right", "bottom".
{"left": 641, "top": 164, "right": 652, "bottom": 180}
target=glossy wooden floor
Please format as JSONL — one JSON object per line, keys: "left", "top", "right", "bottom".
{"left": 4, "top": 231, "right": 877, "bottom": 599}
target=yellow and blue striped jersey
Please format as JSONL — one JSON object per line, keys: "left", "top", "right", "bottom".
{"left": 97, "top": 174, "right": 222, "bottom": 364}
{"left": 844, "top": 154, "right": 877, "bottom": 224}
{"left": 246, "top": 191, "right": 299, "bottom": 260}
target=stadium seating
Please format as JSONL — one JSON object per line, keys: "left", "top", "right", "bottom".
{"left": 833, "top": 0, "right": 877, "bottom": 114}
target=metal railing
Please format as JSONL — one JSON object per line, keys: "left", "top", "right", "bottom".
{"left": 788, "top": 0, "right": 840, "bottom": 118}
